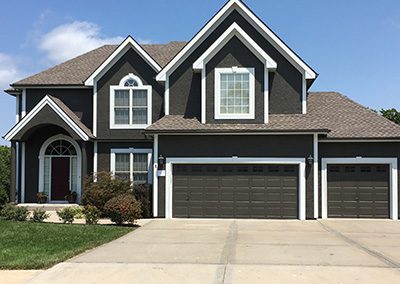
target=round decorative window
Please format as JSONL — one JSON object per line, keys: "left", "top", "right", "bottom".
{"left": 124, "top": 78, "right": 139, "bottom": 87}
{"left": 45, "top": 140, "right": 77, "bottom": 156}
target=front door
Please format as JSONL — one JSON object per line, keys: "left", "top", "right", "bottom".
{"left": 51, "top": 157, "right": 70, "bottom": 201}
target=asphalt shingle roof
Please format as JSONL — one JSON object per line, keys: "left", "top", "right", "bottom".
{"left": 12, "top": 41, "right": 187, "bottom": 86}
{"left": 146, "top": 92, "right": 400, "bottom": 139}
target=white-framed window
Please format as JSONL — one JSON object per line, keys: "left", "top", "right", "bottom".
{"left": 214, "top": 67, "right": 255, "bottom": 119}
{"left": 110, "top": 148, "right": 152, "bottom": 184}
{"left": 110, "top": 73, "right": 152, "bottom": 129}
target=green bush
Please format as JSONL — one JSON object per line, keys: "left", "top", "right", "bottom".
{"left": 0, "top": 204, "right": 29, "bottom": 221}
{"left": 30, "top": 208, "right": 50, "bottom": 223}
{"left": 83, "top": 205, "right": 101, "bottom": 225}
{"left": 56, "top": 206, "right": 80, "bottom": 224}
{"left": 104, "top": 194, "right": 142, "bottom": 225}
{"left": 0, "top": 146, "right": 11, "bottom": 204}
{"left": 82, "top": 172, "right": 131, "bottom": 215}
{"left": 132, "top": 184, "right": 152, "bottom": 218}
{"left": 0, "top": 187, "right": 9, "bottom": 210}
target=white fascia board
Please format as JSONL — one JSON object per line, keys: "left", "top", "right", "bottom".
{"left": 193, "top": 23, "right": 277, "bottom": 71}
{"left": 85, "top": 36, "right": 161, "bottom": 86}
{"left": 156, "top": 0, "right": 316, "bottom": 81}
{"left": 4, "top": 96, "right": 89, "bottom": 141}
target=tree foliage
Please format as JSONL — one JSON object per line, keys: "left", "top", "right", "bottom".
{"left": 0, "top": 146, "right": 11, "bottom": 206}
{"left": 380, "top": 108, "right": 400, "bottom": 125}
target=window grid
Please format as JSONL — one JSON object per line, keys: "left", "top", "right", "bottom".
{"left": 113, "top": 88, "right": 148, "bottom": 126}
{"left": 113, "top": 151, "right": 151, "bottom": 184}
{"left": 220, "top": 73, "right": 250, "bottom": 114}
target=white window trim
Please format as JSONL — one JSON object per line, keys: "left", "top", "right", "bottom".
{"left": 110, "top": 148, "right": 153, "bottom": 184}
{"left": 321, "top": 157, "right": 398, "bottom": 220}
{"left": 214, "top": 67, "right": 255, "bottom": 120}
{"left": 38, "top": 134, "right": 82, "bottom": 203}
{"left": 153, "top": 135, "right": 159, "bottom": 217}
{"left": 109, "top": 85, "right": 152, "bottom": 129}
{"left": 164, "top": 157, "right": 306, "bottom": 220}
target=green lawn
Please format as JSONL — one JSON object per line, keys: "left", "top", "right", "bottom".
{"left": 0, "top": 220, "right": 135, "bottom": 269}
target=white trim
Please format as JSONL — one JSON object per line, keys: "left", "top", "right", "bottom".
{"left": 214, "top": 67, "right": 255, "bottom": 120}
{"left": 164, "top": 76, "right": 170, "bottom": 115}
{"left": 165, "top": 157, "right": 306, "bottom": 220}
{"left": 153, "top": 135, "right": 159, "bottom": 217}
{"left": 264, "top": 68, "right": 269, "bottom": 124}
{"left": 201, "top": 68, "right": 206, "bottom": 123}
{"left": 313, "top": 134, "right": 318, "bottom": 218}
{"left": 4, "top": 96, "right": 90, "bottom": 141}
{"left": 119, "top": 73, "right": 143, "bottom": 87}
{"left": 93, "top": 141, "right": 98, "bottom": 181}
{"left": 321, "top": 157, "right": 398, "bottom": 220}
{"left": 193, "top": 23, "right": 277, "bottom": 71}
{"left": 20, "top": 142, "right": 25, "bottom": 203}
{"left": 110, "top": 148, "right": 153, "bottom": 184}
{"left": 152, "top": 132, "right": 328, "bottom": 136}
{"left": 109, "top": 85, "right": 152, "bottom": 129}
{"left": 38, "top": 135, "right": 82, "bottom": 203}
{"left": 156, "top": 0, "right": 316, "bottom": 81}
{"left": 85, "top": 37, "right": 161, "bottom": 86}
{"left": 319, "top": 139, "right": 400, "bottom": 143}
{"left": 15, "top": 143, "right": 19, "bottom": 203}
{"left": 16, "top": 94, "right": 20, "bottom": 123}
{"left": 93, "top": 79, "right": 97, "bottom": 137}
{"left": 11, "top": 85, "right": 90, "bottom": 89}
{"left": 302, "top": 73, "right": 307, "bottom": 114}
{"left": 21, "top": 89, "right": 26, "bottom": 118}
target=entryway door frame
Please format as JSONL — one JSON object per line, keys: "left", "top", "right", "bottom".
{"left": 165, "top": 157, "right": 306, "bottom": 220}
{"left": 321, "top": 157, "right": 398, "bottom": 220}
{"left": 38, "top": 134, "right": 82, "bottom": 203}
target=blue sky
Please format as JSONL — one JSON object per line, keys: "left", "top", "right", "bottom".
{"left": 1, "top": 0, "right": 400, "bottom": 145}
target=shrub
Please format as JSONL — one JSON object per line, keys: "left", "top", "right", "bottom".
{"left": 0, "top": 146, "right": 11, "bottom": 204}
{"left": 82, "top": 172, "right": 131, "bottom": 215}
{"left": 83, "top": 205, "right": 101, "bottom": 225}
{"left": 132, "top": 183, "right": 152, "bottom": 218}
{"left": 31, "top": 208, "right": 50, "bottom": 223}
{"left": 104, "top": 194, "right": 142, "bottom": 225}
{"left": 0, "top": 187, "right": 9, "bottom": 210}
{"left": 0, "top": 203, "right": 29, "bottom": 221}
{"left": 56, "top": 206, "right": 80, "bottom": 224}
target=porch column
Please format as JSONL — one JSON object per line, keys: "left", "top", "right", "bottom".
{"left": 81, "top": 141, "right": 87, "bottom": 199}
{"left": 10, "top": 142, "right": 16, "bottom": 202}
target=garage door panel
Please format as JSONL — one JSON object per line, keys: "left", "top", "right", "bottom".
{"left": 327, "top": 164, "right": 389, "bottom": 219}
{"left": 173, "top": 164, "right": 298, "bottom": 219}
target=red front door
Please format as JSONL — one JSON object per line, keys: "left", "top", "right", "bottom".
{"left": 51, "top": 157, "right": 70, "bottom": 201}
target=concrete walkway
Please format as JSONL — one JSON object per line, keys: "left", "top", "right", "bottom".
{"left": 27, "top": 219, "right": 400, "bottom": 283}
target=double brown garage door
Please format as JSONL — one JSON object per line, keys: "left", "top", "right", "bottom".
{"left": 173, "top": 164, "right": 298, "bottom": 219}
{"left": 327, "top": 164, "right": 390, "bottom": 218}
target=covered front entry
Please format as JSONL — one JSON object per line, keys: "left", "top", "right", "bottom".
{"left": 165, "top": 158, "right": 306, "bottom": 220}
{"left": 173, "top": 164, "right": 299, "bottom": 219}
{"left": 39, "top": 135, "right": 82, "bottom": 202}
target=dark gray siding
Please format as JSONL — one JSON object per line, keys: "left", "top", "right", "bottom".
{"left": 169, "top": 10, "right": 303, "bottom": 118}
{"left": 319, "top": 142, "right": 400, "bottom": 219}
{"left": 206, "top": 36, "right": 265, "bottom": 123}
{"left": 96, "top": 48, "right": 164, "bottom": 140}
{"left": 97, "top": 141, "right": 153, "bottom": 172}
{"left": 158, "top": 135, "right": 315, "bottom": 219}
{"left": 26, "top": 88, "right": 93, "bottom": 129}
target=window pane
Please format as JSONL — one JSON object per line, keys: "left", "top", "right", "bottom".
{"left": 133, "top": 173, "right": 147, "bottom": 183}
{"left": 124, "top": 78, "right": 138, "bottom": 87}
{"left": 115, "top": 153, "right": 130, "bottom": 171}
{"left": 132, "top": 108, "right": 147, "bottom": 124}
{"left": 115, "top": 173, "right": 130, "bottom": 180}
{"left": 115, "top": 108, "right": 129, "bottom": 124}
{"left": 219, "top": 72, "right": 250, "bottom": 114}
{"left": 115, "top": 90, "right": 129, "bottom": 107}
{"left": 43, "top": 157, "right": 50, "bottom": 195}
{"left": 133, "top": 154, "right": 148, "bottom": 171}
{"left": 71, "top": 157, "right": 77, "bottom": 192}
{"left": 133, "top": 90, "right": 147, "bottom": 107}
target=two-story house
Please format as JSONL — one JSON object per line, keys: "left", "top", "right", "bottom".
{"left": 4, "top": 0, "right": 400, "bottom": 220}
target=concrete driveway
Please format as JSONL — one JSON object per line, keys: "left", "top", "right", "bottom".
{"left": 28, "top": 219, "right": 400, "bottom": 283}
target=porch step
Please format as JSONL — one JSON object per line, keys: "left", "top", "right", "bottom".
{"left": 17, "top": 203, "right": 79, "bottom": 211}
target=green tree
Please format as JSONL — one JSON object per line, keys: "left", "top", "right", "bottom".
{"left": 380, "top": 108, "right": 400, "bottom": 125}
{"left": 0, "top": 146, "right": 11, "bottom": 206}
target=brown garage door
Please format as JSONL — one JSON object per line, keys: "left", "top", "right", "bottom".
{"left": 173, "top": 164, "right": 298, "bottom": 219}
{"left": 327, "top": 164, "right": 390, "bottom": 218}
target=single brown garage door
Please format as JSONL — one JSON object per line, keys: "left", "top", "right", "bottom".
{"left": 327, "top": 164, "right": 390, "bottom": 218}
{"left": 173, "top": 164, "right": 298, "bottom": 219}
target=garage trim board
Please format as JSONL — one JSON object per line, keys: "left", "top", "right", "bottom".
{"left": 321, "top": 157, "right": 398, "bottom": 220}
{"left": 165, "top": 157, "right": 306, "bottom": 220}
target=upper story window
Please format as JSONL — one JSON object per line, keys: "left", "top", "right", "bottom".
{"left": 110, "top": 73, "right": 152, "bottom": 129}
{"left": 214, "top": 67, "right": 255, "bottom": 120}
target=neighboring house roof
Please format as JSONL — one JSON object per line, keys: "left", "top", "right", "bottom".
{"left": 4, "top": 95, "right": 94, "bottom": 141}
{"left": 146, "top": 92, "right": 400, "bottom": 139}
{"left": 11, "top": 41, "right": 187, "bottom": 86}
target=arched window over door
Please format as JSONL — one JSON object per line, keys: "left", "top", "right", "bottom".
{"left": 39, "top": 135, "right": 82, "bottom": 202}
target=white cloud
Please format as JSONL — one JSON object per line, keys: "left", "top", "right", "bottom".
{"left": 0, "top": 53, "right": 22, "bottom": 88}
{"left": 38, "top": 21, "right": 124, "bottom": 64}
